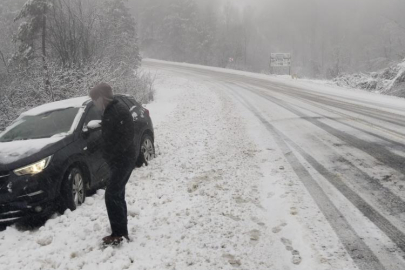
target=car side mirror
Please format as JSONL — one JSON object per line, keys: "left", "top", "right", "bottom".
{"left": 87, "top": 120, "right": 102, "bottom": 130}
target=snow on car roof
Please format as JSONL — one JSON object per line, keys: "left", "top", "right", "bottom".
{"left": 21, "top": 96, "right": 91, "bottom": 116}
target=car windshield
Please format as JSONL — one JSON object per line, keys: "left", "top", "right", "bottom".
{"left": 0, "top": 107, "right": 80, "bottom": 142}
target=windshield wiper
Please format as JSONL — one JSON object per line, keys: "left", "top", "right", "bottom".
{"left": 0, "top": 138, "right": 28, "bottom": 142}
{"left": 30, "top": 136, "right": 52, "bottom": 140}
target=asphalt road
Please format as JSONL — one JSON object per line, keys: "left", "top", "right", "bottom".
{"left": 143, "top": 59, "right": 405, "bottom": 270}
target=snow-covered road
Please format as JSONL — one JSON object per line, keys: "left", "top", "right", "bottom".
{"left": 1, "top": 59, "right": 405, "bottom": 270}
{"left": 143, "top": 60, "right": 405, "bottom": 270}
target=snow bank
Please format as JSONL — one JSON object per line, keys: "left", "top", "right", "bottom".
{"left": 332, "top": 60, "right": 405, "bottom": 97}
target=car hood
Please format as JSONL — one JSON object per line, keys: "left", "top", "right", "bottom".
{"left": 0, "top": 135, "right": 73, "bottom": 170}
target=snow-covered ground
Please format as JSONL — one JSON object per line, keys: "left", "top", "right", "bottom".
{"left": 0, "top": 64, "right": 363, "bottom": 270}
{"left": 142, "top": 60, "right": 405, "bottom": 270}
{"left": 4, "top": 58, "right": 405, "bottom": 270}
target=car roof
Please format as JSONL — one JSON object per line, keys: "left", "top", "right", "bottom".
{"left": 115, "top": 94, "right": 134, "bottom": 99}
{"left": 21, "top": 96, "right": 91, "bottom": 116}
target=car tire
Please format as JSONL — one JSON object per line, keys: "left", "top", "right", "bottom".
{"left": 20, "top": 214, "right": 50, "bottom": 229}
{"left": 136, "top": 133, "right": 155, "bottom": 167}
{"left": 59, "top": 166, "right": 86, "bottom": 213}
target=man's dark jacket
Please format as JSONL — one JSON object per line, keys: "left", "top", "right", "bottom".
{"left": 101, "top": 99, "right": 136, "bottom": 165}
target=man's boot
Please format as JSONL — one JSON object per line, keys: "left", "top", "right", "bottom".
{"left": 102, "top": 235, "right": 130, "bottom": 246}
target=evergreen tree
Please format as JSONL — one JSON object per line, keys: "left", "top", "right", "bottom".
{"left": 102, "top": 0, "right": 141, "bottom": 70}
{"left": 162, "top": 0, "right": 197, "bottom": 61}
{"left": 0, "top": 0, "right": 26, "bottom": 72}
{"left": 14, "top": 0, "right": 50, "bottom": 62}
{"left": 14, "top": 0, "right": 53, "bottom": 99}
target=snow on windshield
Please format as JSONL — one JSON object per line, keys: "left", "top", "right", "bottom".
{"left": 0, "top": 137, "right": 63, "bottom": 164}
{"left": 0, "top": 108, "right": 80, "bottom": 142}
{"left": 21, "top": 96, "right": 90, "bottom": 117}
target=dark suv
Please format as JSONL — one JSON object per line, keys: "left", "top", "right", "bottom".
{"left": 0, "top": 94, "right": 154, "bottom": 227}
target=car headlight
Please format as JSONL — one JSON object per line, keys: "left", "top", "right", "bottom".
{"left": 14, "top": 156, "right": 53, "bottom": 176}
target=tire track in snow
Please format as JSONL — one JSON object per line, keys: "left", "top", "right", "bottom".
{"left": 231, "top": 83, "right": 405, "bottom": 215}
{"left": 147, "top": 60, "right": 405, "bottom": 128}
{"left": 232, "top": 85, "right": 405, "bottom": 217}
{"left": 263, "top": 86, "right": 405, "bottom": 141}
{"left": 236, "top": 82, "right": 405, "bottom": 179}
{"left": 292, "top": 102, "right": 405, "bottom": 150}
{"left": 224, "top": 86, "right": 385, "bottom": 270}
{"left": 274, "top": 85, "right": 405, "bottom": 128}
{"left": 297, "top": 97, "right": 405, "bottom": 140}
{"left": 145, "top": 61, "right": 405, "bottom": 137}
{"left": 227, "top": 78, "right": 405, "bottom": 140}
{"left": 233, "top": 84, "right": 405, "bottom": 248}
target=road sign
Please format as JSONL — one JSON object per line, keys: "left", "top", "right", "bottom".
{"left": 270, "top": 53, "right": 291, "bottom": 67}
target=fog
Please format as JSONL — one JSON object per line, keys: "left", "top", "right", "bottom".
{"left": 131, "top": 0, "right": 405, "bottom": 78}
{"left": 2, "top": 2, "right": 405, "bottom": 269}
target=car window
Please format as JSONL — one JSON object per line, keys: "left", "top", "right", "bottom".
{"left": 0, "top": 108, "right": 80, "bottom": 142}
{"left": 83, "top": 105, "right": 102, "bottom": 127}
{"left": 116, "top": 97, "right": 132, "bottom": 109}
{"left": 123, "top": 98, "right": 134, "bottom": 108}
{"left": 126, "top": 97, "right": 137, "bottom": 106}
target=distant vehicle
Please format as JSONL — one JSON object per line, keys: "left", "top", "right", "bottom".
{"left": 0, "top": 95, "right": 155, "bottom": 227}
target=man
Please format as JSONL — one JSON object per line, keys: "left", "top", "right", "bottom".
{"left": 89, "top": 83, "right": 136, "bottom": 245}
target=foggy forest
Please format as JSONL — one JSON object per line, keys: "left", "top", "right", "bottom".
{"left": 131, "top": 0, "right": 405, "bottom": 77}
{"left": 1, "top": 0, "right": 405, "bottom": 129}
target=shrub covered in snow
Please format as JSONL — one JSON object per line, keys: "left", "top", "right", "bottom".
{"left": 386, "top": 62, "right": 405, "bottom": 98}
{"left": 0, "top": 0, "right": 154, "bottom": 131}
{"left": 0, "top": 60, "right": 155, "bottom": 130}
{"left": 332, "top": 60, "right": 405, "bottom": 97}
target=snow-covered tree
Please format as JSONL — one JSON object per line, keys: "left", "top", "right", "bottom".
{"left": 0, "top": 0, "right": 152, "bottom": 130}
{"left": 13, "top": 0, "right": 51, "bottom": 63}
{"left": 0, "top": 0, "right": 25, "bottom": 73}
{"left": 101, "top": 0, "right": 141, "bottom": 70}
{"left": 13, "top": 0, "right": 54, "bottom": 99}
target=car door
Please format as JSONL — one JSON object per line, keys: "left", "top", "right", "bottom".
{"left": 81, "top": 105, "right": 109, "bottom": 188}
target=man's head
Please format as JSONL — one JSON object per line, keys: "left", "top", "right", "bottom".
{"left": 89, "top": 83, "right": 114, "bottom": 112}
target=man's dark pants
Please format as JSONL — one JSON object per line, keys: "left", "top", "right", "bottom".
{"left": 105, "top": 158, "right": 135, "bottom": 237}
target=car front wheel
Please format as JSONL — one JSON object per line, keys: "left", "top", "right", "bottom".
{"left": 59, "top": 166, "right": 86, "bottom": 213}
{"left": 136, "top": 134, "right": 155, "bottom": 167}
